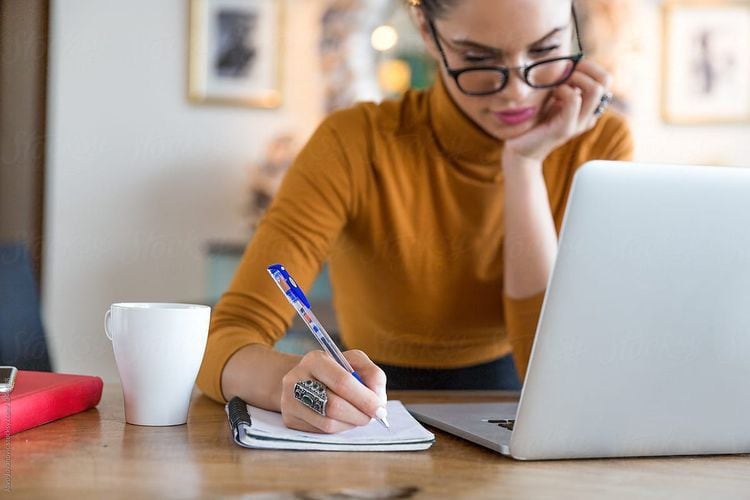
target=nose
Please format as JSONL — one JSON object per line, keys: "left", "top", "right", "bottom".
{"left": 502, "top": 67, "right": 533, "bottom": 103}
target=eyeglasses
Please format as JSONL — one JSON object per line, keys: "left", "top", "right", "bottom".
{"left": 428, "top": 8, "right": 585, "bottom": 96}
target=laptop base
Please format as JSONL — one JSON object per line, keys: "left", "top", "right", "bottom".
{"left": 407, "top": 402, "right": 518, "bottom": 455}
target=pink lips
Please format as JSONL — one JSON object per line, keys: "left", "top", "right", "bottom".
{"left": 494, "top": 107, "right": 536, "bottom": 126}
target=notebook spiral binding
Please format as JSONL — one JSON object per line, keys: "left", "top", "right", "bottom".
{"left": 228, "top": 396, "right": 252, "bottom": 432}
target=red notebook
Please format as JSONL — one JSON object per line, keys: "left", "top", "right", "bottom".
{"left": 0, "top": 370, "right": 103, "bottom": 436}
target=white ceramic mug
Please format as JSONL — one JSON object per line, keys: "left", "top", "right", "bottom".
{"left": 104, "top": 303, "right": 210, "bottom": 426}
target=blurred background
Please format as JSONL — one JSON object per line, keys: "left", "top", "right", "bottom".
{"left": 1, "top": 0, "right": 749, "bottom": 382}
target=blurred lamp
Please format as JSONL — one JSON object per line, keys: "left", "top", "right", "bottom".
{"left": 371, "top": 25, "right": 398, "bottom": 52}
{"left": 378, "top": 59, "right": 411, "bottom": 94}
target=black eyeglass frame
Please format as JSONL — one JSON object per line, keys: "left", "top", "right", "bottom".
{"left": 427, "top": 7, "right": 585, "bottom": 96}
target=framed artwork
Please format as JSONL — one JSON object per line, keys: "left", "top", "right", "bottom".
{"left": 189, "top": 0, "right": 284, "bottom": 108}
{"left": 661, "top": 0, "right": 750, "bottom": 124}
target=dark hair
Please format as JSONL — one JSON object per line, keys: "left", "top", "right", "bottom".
{"left": 412, "top": 0, "right": 576, "bottom": 20}
{"left": 410, "top": 0, "right": 459, "bottom": 19}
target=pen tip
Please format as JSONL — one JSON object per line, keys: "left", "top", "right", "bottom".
{"left": 381, "top": 416, "right": 390, "bottom": 429}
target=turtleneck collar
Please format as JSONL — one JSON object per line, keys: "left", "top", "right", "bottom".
{"left": 428, "top": 74, "right": 504, "bottom": 167}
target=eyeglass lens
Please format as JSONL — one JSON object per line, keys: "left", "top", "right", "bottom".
{"left": 456, "top": 58, "right": 578, "bottom": 95}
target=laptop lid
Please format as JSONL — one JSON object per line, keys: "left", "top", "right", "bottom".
{"left": 510, "top": 160, "right": 750, "bottom": 459}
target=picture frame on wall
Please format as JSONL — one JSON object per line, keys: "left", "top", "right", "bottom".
{"left": 661, "top": 0, "right": 750, "bottom": 124}
{"left": 189, "top": 0, "right": 284, "bottom": 108}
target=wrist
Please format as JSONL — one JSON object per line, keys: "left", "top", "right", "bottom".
{"left": 503, "top": 141, "right": 554, "bottom": 165}
{"left": 502, "top": 151, "right": 544, "bottom": 178}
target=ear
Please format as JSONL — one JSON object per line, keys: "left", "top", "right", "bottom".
{"left": 410, "top": 7, "right": 440, "bottom": 61}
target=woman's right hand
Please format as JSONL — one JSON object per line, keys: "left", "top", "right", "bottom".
{"left": 280, "top": 349, "right": 388, "bottom": 433}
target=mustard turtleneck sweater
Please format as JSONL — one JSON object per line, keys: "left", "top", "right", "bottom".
{"left": 197, "top": 78, "right": 633, "bottom": 403}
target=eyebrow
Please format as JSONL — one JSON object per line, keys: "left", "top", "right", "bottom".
{"left": 448, "top": 26, "right": 566, "bottom": 55}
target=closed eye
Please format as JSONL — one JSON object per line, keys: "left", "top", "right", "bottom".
{"left": 463, "top": 45, "right": 562, "bottom": 64}
{"left": 462, "top": 54, "right": 497, "bottom": 63}
{"left": 530, "top": 45, "right": 560, "bottom": 56}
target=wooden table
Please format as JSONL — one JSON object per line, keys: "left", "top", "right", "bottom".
{"left": 9, "top": 385, "right": 750, "bottom": 499}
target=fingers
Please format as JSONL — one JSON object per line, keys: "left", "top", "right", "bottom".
{"left": 344, "top": 349, "right": 388, "bottom": 404}
{"left": 571, "top": 59, "right": 612, "bottom": 122}
{"left": 289, "top": 390, "right": 367, "bottom": 431}
{"left": 280, "top": 350, "right": 386, "bottom": 434}
{"left": 553, "top": 84, "right": 583, "bottom": 139}
{"left": 576, "top": 58, "right": 613, "bottom": 89}
{"left": 306, "top": 351, "right": 385, "bottom": 418}
{"left": 566, "top": 71, "right": 604, "bottom": 122}
{"left": 282, "top": 411, "right": 356, "bottom": 434}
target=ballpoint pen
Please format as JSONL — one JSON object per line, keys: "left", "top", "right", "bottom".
{"left": 267, "top": 263, "right": 390, "bottom": 430}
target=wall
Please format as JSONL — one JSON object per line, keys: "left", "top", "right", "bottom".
{"left": 631, "top": 1, "right": 750, "bottom": 166}
{"left": 44, "top": 0, "right": 326, "bottom": 380}
{"left": 43, "top": 0, "right": 750, "bottom": 381}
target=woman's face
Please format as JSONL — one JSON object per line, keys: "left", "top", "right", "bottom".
{"left": 418, "top": 0, "right": 576, "bottom": 141}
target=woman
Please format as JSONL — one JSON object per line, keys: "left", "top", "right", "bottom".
{"left": 196, "top": 0, "right": 633, "bottom": 433}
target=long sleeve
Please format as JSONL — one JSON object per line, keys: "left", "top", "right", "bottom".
{"left": 196, "top": 115, "right": 358, "bottom": 403}
{"left": 504, "top": 291, "right": 546, "bottom": 380}
{"left": 505, "top": 111, "right": 634, "bottom": 379}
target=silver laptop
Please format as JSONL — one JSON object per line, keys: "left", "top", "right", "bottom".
{"left": 408, "top": 160, "right": 750, "bottom": 460}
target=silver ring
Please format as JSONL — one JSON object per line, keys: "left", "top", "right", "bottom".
{"left": 294, "top": 379, "right": 328, "bottom": 416}
{"left": 593, "top": 91, "right": 613, "bottom": 117}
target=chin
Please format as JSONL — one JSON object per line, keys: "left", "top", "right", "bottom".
{"left": 484, "top": 121, "right": 535, "bottom": 141}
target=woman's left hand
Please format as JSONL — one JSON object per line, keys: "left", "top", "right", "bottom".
{"left": 503, "top": 58, "right": 612, "bottom": 165}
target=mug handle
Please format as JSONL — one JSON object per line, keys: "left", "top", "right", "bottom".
{"left": 104, "top": 309, "right": 113, "bottom": 341}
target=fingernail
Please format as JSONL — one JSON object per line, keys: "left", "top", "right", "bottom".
{"left": 375, "top": 406, "right": 388, "bottom": 420}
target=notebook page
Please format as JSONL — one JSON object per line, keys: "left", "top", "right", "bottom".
{"left": 245, "top": 400, "right": 434, "bottom": 444}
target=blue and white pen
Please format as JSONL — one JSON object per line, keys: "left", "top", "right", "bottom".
{"left": 267, "top": 264, "right": 390, "bottom": 430}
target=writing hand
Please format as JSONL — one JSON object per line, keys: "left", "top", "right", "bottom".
{"left": 279, "top": 349, "right": 387, "bottom": 433}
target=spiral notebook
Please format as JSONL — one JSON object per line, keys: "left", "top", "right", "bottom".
{"left": 226, "top": 397, "right": 435, "bottom": 451}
